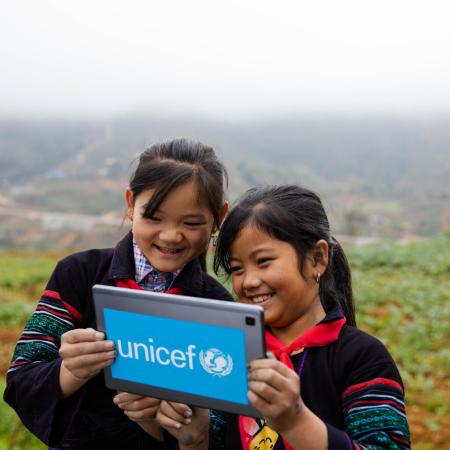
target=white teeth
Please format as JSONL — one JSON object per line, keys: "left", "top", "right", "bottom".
{"left": 156, "top": 245, "right": 182, "bottom": 254}
{"left": 250, "top": 294, "right": 273, "bottom": 304}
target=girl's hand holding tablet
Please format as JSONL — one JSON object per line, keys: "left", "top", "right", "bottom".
{"left": 247, "top": 358, "right": 301, "bottom": 434}
{"left": 113, "top": 392, "right": 161, "bottom": 422}
{"left": 157, "top": 401, "right": 210, "bottom": 450}
{"left": 59, "top": 328, "right": 116, "bottom": 397}
{"left": 247, "top": 358, "right": 327, "bottom": 450}
{"left": 113, "top": 392, "right": 163, "bottom": 440}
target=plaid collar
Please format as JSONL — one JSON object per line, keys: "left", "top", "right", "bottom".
{"left": 132, "top": 240, "right": 183, "bottom": 292}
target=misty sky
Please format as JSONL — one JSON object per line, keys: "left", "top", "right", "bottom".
{"left": 2, "top": 0, "right": 450, "bottom": 118}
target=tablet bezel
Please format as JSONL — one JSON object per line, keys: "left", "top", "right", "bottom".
{"left": 93, "top": 284, "right": 266, "bottom": 417}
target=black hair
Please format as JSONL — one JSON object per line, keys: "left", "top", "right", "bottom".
{"left": 214, "top": 185, "right": 356, "bottom": 327}
{"left": 129, "top": 138, "right": 228, "bottom": 270}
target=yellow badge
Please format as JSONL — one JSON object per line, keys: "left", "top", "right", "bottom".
{"left": 249, "top": 425, "right": 279, "bottom": 450}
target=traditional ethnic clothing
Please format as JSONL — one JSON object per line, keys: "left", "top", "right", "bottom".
{"left": 211, "top": 306, "right": 410, "bottom": 450}
{"left": 4, "top": 232, "right": 232, "bottom": 450}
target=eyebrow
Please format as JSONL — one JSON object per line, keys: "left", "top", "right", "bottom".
{"left": 182, "top": 214, "right": 208, "bottom": 219}
{"left": 141, "top": 208, "right": 207, "bottom": 220}
{"left": 229, "top": 246, "right": 274, "bottom": 261}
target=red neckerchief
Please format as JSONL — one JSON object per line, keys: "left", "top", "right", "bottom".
{"left": 115, "top": 278, "right": 184, "bottom": 296}
{"left": 239, "top": 316, "right": 346, "bottom": 450}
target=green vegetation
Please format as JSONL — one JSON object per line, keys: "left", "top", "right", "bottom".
{"left": 0, "top": 236, "right": 449, "bottom": 449}
{"left": 0, "top": 253, "right": 57, "bottom": 295}
{"left": 0, "top": 301, "right": 36, "bottom": 328}
{"left": 348, "top": 234, "right": 450, "bottom": 447}
{"left": 14, "top": 180, "right": 124, "bottom": 215}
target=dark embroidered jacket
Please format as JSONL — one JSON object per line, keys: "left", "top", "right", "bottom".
{"left": 214, "top": 307, "right": 410, "bottom": 450}
{"left": 4, "top": 232, "right": 232, "bottom": 450}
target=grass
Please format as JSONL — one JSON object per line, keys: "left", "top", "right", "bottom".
{"left": 0, "top": 235, "right": 449, "bottom": 449}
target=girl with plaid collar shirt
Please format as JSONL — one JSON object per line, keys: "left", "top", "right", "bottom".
{"left": 4, "top": 138, "right": 231, "bottom": 450}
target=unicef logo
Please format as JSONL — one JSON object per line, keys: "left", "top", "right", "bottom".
{"left": 199, "top": 348, "right": 233, "bottom": 377}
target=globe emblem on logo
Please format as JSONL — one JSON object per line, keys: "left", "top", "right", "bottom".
{"left": 199, "top": 348, "right": 233, "bottom": 377}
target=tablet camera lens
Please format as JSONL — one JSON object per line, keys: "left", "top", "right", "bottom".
{"left": 245, "top": 316, "right": 255, "bottom": 326}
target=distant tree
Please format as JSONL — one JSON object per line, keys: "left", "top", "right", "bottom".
{"left": 343, "top": 209, "right": 368, "bottom": 236}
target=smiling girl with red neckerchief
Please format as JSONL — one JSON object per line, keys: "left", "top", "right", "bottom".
{"left": 158, "top": 185, "right": 410, "bottom": 450}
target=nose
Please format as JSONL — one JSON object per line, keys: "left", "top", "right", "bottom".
{"left": 242, "top": 269, "right": 261, "bottom": 292}
{"left": 159, "top": 227, "right": 183, "bottom": 244}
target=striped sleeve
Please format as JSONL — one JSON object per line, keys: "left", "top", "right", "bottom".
{"left": 7, "top": 289, "right": 79, "bottom": 374}
{"left": 4, "top": 256, "right": 90, "bottom": 447}
{"left": 340, "top": 377, "right": 410, "bottom": 449}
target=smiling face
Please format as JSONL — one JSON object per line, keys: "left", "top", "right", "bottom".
{"left": 229, "top": 224, "right": 327, "bottom": 342}
{"left": 126, "top": 180, "right": 221, "bottom": 273}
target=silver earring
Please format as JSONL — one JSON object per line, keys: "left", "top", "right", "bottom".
{"left": 316, "top": 273, "right": 321, "bottom": 284}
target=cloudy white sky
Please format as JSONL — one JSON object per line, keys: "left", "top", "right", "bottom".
{"left": 1, "top": 0, "right": 450, "bottom": 118}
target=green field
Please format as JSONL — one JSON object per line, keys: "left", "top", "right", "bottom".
{"left": 0, "top": 235, "right": 449, "bottom": 449}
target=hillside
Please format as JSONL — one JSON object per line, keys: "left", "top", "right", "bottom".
{"left": 0, "top": 114, "right": 449, "bottom": 250}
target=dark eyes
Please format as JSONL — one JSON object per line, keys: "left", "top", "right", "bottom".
{"left": 144, "top": 217, "right": 204, "bottom": 227}
{"left": 184, "top": 222, "right": 205, "bottom": 227}
{"left": 229, "top": 257, "right": 273, "bottom": 273}
{"left": 257, "top": 258, "right": 272, "bottom": 266}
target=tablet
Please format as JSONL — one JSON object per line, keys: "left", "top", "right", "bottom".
{"left": 92, "top": 284, "right": 266, "bottom": 417}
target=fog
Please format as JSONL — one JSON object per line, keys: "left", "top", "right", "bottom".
{"left": 2, "top": 0, "right": 450, "bottom": 118}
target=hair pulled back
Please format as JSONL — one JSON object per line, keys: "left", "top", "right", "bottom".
{"left": 129, "top": 138, "right": 227, "bottom": 229}
{"left": 214, "top": 185, "right": 356, "bottom": 327}
{"left": 129, "top": 138, "right": 228, "bottom": 270}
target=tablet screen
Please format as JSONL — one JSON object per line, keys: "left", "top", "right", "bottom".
{"left": 105, "top": 308, "right": 248, "bottom": 405}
